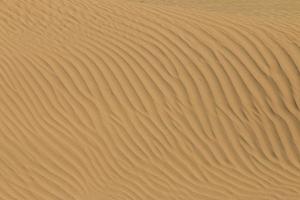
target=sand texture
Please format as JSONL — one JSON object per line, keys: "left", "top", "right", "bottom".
{"left": 0, "top": 0, "right": 300, "bottom": 199}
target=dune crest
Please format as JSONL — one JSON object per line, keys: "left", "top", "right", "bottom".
{"left": 0, "top": 0, "right": 300, "bottom": 199}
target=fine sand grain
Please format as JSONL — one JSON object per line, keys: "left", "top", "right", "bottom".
{"left": 0, "top": 0, "right": 300, "bottom": 199}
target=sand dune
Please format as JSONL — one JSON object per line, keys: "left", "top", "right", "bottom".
{"left": 0, "top": 0, "right": 300, "bottom": 199}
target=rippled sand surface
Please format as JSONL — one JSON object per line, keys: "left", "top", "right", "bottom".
{"left": 0, "top": 0, "right": 300, "bottom": 199}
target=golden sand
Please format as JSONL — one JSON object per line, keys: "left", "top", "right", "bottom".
{"left": 0, "top": 0, "right": 300, "bottom": 199}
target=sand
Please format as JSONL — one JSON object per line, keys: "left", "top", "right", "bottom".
{"left": 0, "top": 0, "right": 300, "bottom": 199}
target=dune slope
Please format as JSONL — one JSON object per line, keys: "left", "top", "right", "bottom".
{"left": 0, "top": 0, "right": 300, "bottom": 199}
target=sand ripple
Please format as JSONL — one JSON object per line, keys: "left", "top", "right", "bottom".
{"left": 0, "top": 0, "right": 300, "bottom": 199}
